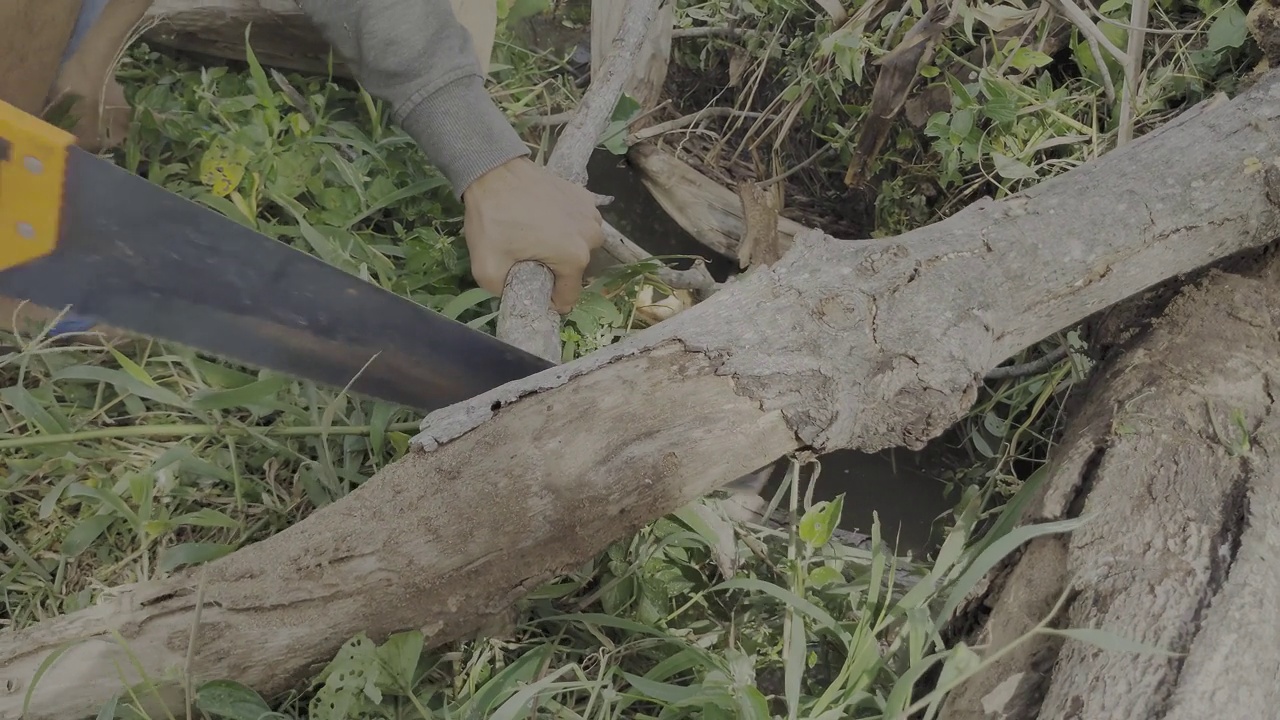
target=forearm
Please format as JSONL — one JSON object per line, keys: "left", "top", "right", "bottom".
{"left": 295, "top": 0, "right": 529, "bottom": 195}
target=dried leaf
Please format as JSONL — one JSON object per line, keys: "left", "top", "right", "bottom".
{"left": 846, "top": 4, "right": 953, "bottom": 185}
{"left": 634, "top": 284, "right": 691, "bottom": 324}
{"left": 812, "top": 0, "right": 849, "bottom": 24}
{"left": 969, "top": 2, "right": 1037, "bottom": 32}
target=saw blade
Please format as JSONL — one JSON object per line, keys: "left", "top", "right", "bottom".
{"left": 0, "top": 142, "right": 555, "bottom": 413}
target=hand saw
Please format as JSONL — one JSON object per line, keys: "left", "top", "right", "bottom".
{"left": 0, "top": 99, "right": 555, "bottom": 413}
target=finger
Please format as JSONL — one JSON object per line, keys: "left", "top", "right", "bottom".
{"left": 551, "top": 239, "right": 594, "bottom": 313}
{"left": 551, "top": 274, "right": 583, "bottom": 315}
{"left": 586, "top": 218, "right": 606, "bottom": 250}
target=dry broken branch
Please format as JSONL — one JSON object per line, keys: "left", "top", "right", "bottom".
{"left": 3, "top": 70, "right": 1280, "bottom": 720}
{"left": 629, "top": 142, "right": 808, "bottom": 258}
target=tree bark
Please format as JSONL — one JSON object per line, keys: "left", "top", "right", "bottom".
{"left": 938, "top": 247, "right": 1280, "bottom": 718}
{"left": 590, "top": 0, "right": 674, "bottom": 115}
{"left": 141, "top": 0, "right": 499, "bottom": 76}
{"left": 3, "top": 70, "right": 1280, "bottom": 720}
{"left": 141, "top": 0, "right": 344, "bottom": 76}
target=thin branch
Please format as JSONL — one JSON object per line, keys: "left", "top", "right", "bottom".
{"left": 984, "top": 346, "right": 1072, "bottom": 381}
{"left": 602, "top": 224, "right": 719, "bottom": 294}
{"left": 1049, "top": 0, "right": 1130, "bottom": 66}
{"left": 523, "top": 110, "right": 575, "bottom": 127}
{"left": 628, "top": 107, "right": 771, "bottom": 143}
{"left": 1084, "top": 26, "right": 1118, "bottom": 103}
{"left": 1117, "top": 0, "right": 1150, "bottom": 146}
{"left": 672, "top": 26, "right": 748, "bottom": 39}
{"left": 1090, "top": 7, "right": 1198, "bottom": 34}
{"left": 757, "top": 145, "right": 834, "bottom": 188}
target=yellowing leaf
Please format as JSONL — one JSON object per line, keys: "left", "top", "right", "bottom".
{"left": 198, "top": 139, "right": 250, "bottom": 197}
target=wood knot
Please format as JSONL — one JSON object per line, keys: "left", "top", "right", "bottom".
{"left": 857, "top": 244, "right": 911, "bottom": 276}
{"left": 658, "top": 451, "right": 680, "bottom": 478}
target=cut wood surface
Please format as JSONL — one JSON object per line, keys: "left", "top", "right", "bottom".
{"left": 629, "top": 142, "right": 808, "bottom": 257}
{"left": 4, "top": 70, "right": 1280, "bottom": 720}
{"left": 591, "top": 0, "right": 674, "bottom": 115}
{"left": 938, "top": 251, "right": 1280, "bottom": 718}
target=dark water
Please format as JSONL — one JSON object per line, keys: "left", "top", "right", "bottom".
{"left": 583, "top": 148, "right": 962, "bottom": 557}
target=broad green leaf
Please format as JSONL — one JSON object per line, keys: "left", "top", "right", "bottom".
{"left": 1009, "top": 46, "right": 1053, "bottom": 71}
{"left": 799, "top": 496, "right": 844, "bottom": 547}
{"left": 923, "top": 643, "right": 983, "bottom": 719}
{"left": 1206, "top": 3, "right": 1247, "bottom": 53}
{"left": 194, "top": 679, "right": 274, "bottom": 720}
{"left": 883, "top": 650, "right": 949, "bottom": 717}
{"left": 950, "top": 108, "right": 975, "bottom": 138}
{"left": 808, "top": 565, "right": 844, "bottom": 586}
{"left": 374, "top": 630, "right": 424, "bottom": 689}
{"left": 734, "top": 686, "right": 772, "bottom": 720}
{"left": 106, "top": 347, "right": 161, "bottom": 387}
{"left": 992, "top": 152, "right": 1038, "bottom": 180}
{"left": 506, "top": 0, "right": 551, "bottom": 24}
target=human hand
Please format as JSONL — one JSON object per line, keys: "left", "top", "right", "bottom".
{"left": 462, "top": 157, "right": 605, "bottom": 314}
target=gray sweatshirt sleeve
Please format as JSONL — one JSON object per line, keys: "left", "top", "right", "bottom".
{"left": 295, "top": 0, "right": 531, "bottom": 196}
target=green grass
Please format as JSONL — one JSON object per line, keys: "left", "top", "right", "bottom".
{"left": 0, "top": 0, "right": 1258, "bottom": 717}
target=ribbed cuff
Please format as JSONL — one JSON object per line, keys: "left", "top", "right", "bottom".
{"left": 398, "top": 75, "right": 530, "bottom": 198}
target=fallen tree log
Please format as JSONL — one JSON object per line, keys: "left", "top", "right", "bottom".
{"left": 938, "top": 249, "right": 1280, "bottom": 718}
{"left": 141, "top": 0, "right": 501, "bottom": 77}
{"left": 142, "top": 0, "right": 344, "bottom": 76}
{"left": 3, "top": 69, "right": 1280, "bottom": 720}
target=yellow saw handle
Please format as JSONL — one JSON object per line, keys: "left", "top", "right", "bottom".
{"left": 0, "top": 99, "right": 74, "bottom": 272}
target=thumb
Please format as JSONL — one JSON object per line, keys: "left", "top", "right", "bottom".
{"left": 469, "top": 249, "right": 513, "bottom": 298}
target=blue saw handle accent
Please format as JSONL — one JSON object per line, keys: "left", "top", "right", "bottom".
{"left": 61, "top": 0, "right": 112, "bottom": 66}
{"left": 49, "top": 313, "right": 97, "bottom": 336}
